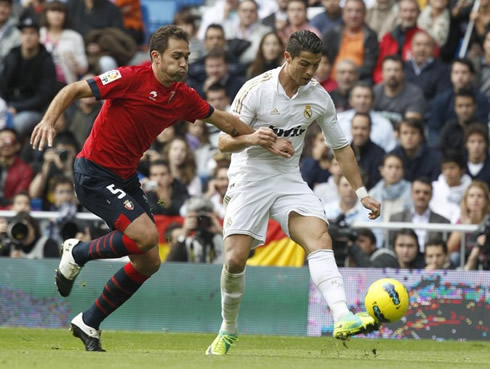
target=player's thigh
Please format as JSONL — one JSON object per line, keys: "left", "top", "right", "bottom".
{"left": 223, "top": 180, "right": 274, "bottom": 249}
{"left": 223, "top": 234, "right": 255, "bottom": 273}
{"left": 288, "top": 212, "right": 332, "bottom": 253}
{"left": 129, "top": 243, "right": 161, "bottom": 276}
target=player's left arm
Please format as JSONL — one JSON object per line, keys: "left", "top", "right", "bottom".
{"left": 333, "top": 145, "right": 381, "bottom": 220}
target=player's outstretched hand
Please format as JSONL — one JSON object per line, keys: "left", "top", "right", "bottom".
{"left": 360, "top": 196, "right": 381, "bottom": 220}
{"left": 30, "top": 119, "right": 56, "bottom": 151}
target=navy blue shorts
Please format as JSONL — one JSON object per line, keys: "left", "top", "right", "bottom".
{"left": 74, "top": 158, "right": 153, "bottom": 231}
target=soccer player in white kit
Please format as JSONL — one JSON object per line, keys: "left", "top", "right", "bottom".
{"left": 206, "top": 30, "right": 382, "bottom": 355}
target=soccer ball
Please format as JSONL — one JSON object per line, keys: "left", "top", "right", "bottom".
{"left": 364, "top": 278, "right": 409, "bottom": 323}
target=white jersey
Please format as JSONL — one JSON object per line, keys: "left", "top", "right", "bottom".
{"left": 226, "top": 66, "right": 349, "bottom": 182}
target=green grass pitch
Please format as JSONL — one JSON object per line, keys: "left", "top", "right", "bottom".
{"left": 1, "top": 328, "right": 488, "bottom": 369}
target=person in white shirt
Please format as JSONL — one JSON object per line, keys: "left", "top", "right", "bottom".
{"left": 206, "top": 30, "right": 381, "bottom": 356}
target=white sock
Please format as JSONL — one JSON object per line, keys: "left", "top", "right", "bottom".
{"left": 219, "top": 266, "right": 245, "bottom": 335}
{"left": 308, "top": 249, "right": 350, "bottom": 323}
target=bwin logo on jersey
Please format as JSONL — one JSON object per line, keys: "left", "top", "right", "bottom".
{"left": 269, "top": 125, "right": 306, "bottom": 138}
{"left": 304, "top": 105, "right": 312, "bottom": 119}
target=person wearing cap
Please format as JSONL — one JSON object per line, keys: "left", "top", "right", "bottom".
{"left": 0, "top": 16, "right": 56, "bottom": 138}
{"left": 0, "top": 0, "right": 20, "bottom": 75}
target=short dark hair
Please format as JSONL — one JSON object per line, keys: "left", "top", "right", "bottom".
{"left": 53, "top": 176, "right": 74, "bottom": 191}
{"left": 349, "top": 80, "right": 374, "bottom": 99}
{"left": 54, "top": 130, "right": 80, "bottom": 152}
{"left": 454, "top": 88, "right": 476, "bottom": 102}
{"left": 381, "top": 153, "right": 404, "bottom": 167}
{"left": 0, "top": 128, "right": 20, "bottom": 144}
{"left": 42, "top": 1, "right": 68, "bottom": 29}
{"left": 394, "top": 228, "right": 419, "bottom": 250}
{"left": 441, "top": 151, "right": 466, "bottom": 169}
{"left": 465, "top": 124, "right": 489, "bottom": 146}
{"left": 205, "top": 83, "right": 227, "bottom": 96}
{"left": 352, "top": 111, "right": 372, "bottom": 128}
{"left": 412, "top": 176, "right": 432, "bottom": 188}
{"left": 399, "top": 118, "right": 424, "bottom": 137}
{"left": 149, "top": 25, "right": 189, "bottom": 55}
{"left": 425, "top": 238, "right": 448, "bottom": 254}
{"left": 286, "top": 30, "right": 322, "bottom": 59}
{"left": 356, "top": 228, "right": 376, "bottom": 245}
{"left": 205, "top": 47, "right": 228, "bottom": 63}
{"left": 205, "top": 24, "right": 225, "bottom": 38}
{"left": 149, "top": 159, "right": 170, "bottom": 171}
{"left": 451, "top": 57, "right": 475, "bottom": 74}
{"left": 382, "top": 54, "right": 404, "bottom": 68}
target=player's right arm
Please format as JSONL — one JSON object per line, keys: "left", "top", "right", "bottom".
{"left": 30, "top": 80, "right": 93, "bottom": 151}
{"left": 218, "top": 129, "right": 294, "bottom": 158}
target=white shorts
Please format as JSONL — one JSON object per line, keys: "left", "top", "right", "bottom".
{"left": 223, "top": 172, "right": 328, "bottom": 248}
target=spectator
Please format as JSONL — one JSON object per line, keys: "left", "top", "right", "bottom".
{"left": 373, "top": 0, "right": 422, "bottom": 84}
{"left": 323, "top": 0, "right": 378, "bottom": 82}
{"left": 469, "top": 0, "right": 490, "bottom": 46}
{"left": 189, "top": 48, "right": 246, "bottom": 101}
{"left": 366, "top": 0, "right": 399, "bottom": 41}
{"left": 0, "top": 128, "right": 34, "bottom": 208}
{"left": 390, "top": 118, "right": 441, "bottom": 182}
{"left": 262, "top": 0, "right": 288, "bottom": 32}
{"left": 162, "top": 137, "right": 202, "bottom": 196}
{"left": 373, "top": 55, "right": 426, "bottom": 128}
{"left": 114, "top": 0, "right": 144, "bottom": 46}
{"left": 438, "top": 89, "right": 488, "bottom": 155}
{"left": 425, "top": 239, "right": 454, "bottom": 270}
{"left": 278, "top": 0, "right": 321, "bottom": 46}
{"left": 464, "top": 232, "right": 489, "bottom": 271}
{"left": 314, "top": 51, "right": 338, "bottom": 92}
{"left": 310, "top": 0, "right": 343, "bottom": 35}
{"left": 447, "top": 180, "right": 490, "bottom": 265}
{"left": 369, "top": 153, "right": 412, "bottom": 222}
{"left": 66, "top": 0, "right": 124, "bottom": 37}
{"left": 186, "top": 119, "right": 218, "bottom": 181}
{"left": 471, "top": 28, "right": 490, "bottom": 102}
{"left": 337, "top": 81, "right": 396, "bottom": 152}
{"left": 427, "top": 58, "right": 489, "bottom": 146}
{"left": 46, "top": 176, "right": 79, "bottom": 243}
{"left": 349, "top": 112, "right": 385, "bottom": 190}
{"left": 389, "top": 177, "right": 450, "bottom": 251}
{"left": 0, "top": 16, "right": 56, "bottom": 138}
{"left": 404, "top": 30, "right": 451, "bottom": 103}
{"left": 10, "top": 191, "right": 31, "bottom": 213}
{"left": 247, "top": 31, "right": 284, "bottom": 79}
{"left": 6, "top": 211, "right": 60, "bottom": 259}
{"left": 313, "top": 157, "right": 341, "bottom": 205}
{"left": 347, "top": 228, "right": 399, "bottom": 268}
{"left": 143, "top": 159, "right": 189, "bottom": 217}
{"left": 173, "top": 7, "right": 204, "bottom": 64}
{"left": 0, "top": 0, "right": 21, "bottom": 75}
{"left": 29, "top": 131, "right": 79, "bottom": 210}
{"left": 65, "top": 74, "right": 102, "bottom": 149}
{"left": 166, "top": 196, "right": 224, "bottom": 264}
{"left": 204, "top": 165, "right": 229, "bottom": 219}
{"left": 392, "top": 228, "right": 426, "bottom": 268}
{"left": 223, "top": 0, "right": 272, "bottom": 66}
{"left": 430, "top": 152, "right": 472, "bottom": 223}
{"left": 204, "top": 83, "right": 231, "bottom": 147}
{"left": 197, "top": 0, "right": 239, "bottom": 40}
{"left": 329, "top": 59, "right": 359, "bottom": 112}
{"left": 465, "top": 124, "right": 490, "bottom": 186}
{"left": 417, "top": 0, "right": 451, "bottom": 48}
{"left": 40, "top": 1, "right": 88, "bottom": 89}
{"left": 301, "top": 130, "right": 332, "bottom": 189}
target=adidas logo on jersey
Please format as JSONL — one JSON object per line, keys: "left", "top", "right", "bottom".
{"left": 269, "top": 125, "right": 306, "bottom": 138}
{"left": 270, "top": 108, "right": 280, "bottom": 115}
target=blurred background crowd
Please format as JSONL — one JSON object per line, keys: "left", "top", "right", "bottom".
{"left": 0, "top": 0, "right": 489, "bottom": 270}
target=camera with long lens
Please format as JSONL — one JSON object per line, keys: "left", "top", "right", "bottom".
{"left": 56, "top": 148, "right": 68, "bottom": 162}
{"left": 328, "top": 214, "right": 358, "bottom": 267}
{"left": 7, "top": 217, "right": 29, "bottom": 244}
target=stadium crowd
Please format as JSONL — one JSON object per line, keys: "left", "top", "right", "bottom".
{"left": 0, "top": 0, "right": 489, "bottom": 270}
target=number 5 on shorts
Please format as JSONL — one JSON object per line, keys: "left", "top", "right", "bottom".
{"left": 106, "top": 184, "right": 126, "bottom": 199}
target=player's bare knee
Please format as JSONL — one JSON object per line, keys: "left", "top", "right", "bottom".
{"left": 308, "top": 228, "right": 332, "bottom": 253}
{"left": 132, "top": 255, "right": 161, "bottom": 276}
{"left": 133, "top": 228, "right": 159, "bottom": 252}
{"left": 225, "top": 254, "right": 247, "bottom": 274}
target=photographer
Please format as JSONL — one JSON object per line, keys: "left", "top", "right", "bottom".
{"left": 465, "top": 217, "right": 490, "bottom": 271}
{"left": 166, "top": 196, "right": 224, "bottom": 264}
{"left": 0, "top": 211, "right": 59, "bottom": 259}
{"left": 346, "top": 228, "right": 399, "bottom": 268}
{"left": 29, "top": 131, "right": 79, "bottom": 210}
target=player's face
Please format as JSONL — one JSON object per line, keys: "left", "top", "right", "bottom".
{"left": 351, "top": 116, "right": 370, "bottom": 147}
{"left": 394, "top": 235, "right": 418, "bottom": 264}
{"left": 425, "top": 246, "right": 446, "bottom": 269}
{"left": 285, "top": 51, "right": 321, "bottom": 86}
{"left": 154, "top": 38, "right": 190, "bottom": 85}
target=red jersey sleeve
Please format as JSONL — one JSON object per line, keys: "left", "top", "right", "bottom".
{"left": 183, "top": 85, "right": 214, "bottom": 122}
{"left": 87, "top": 67, "right": 135, "bottom": 100}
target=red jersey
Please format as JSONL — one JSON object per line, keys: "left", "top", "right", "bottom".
{"left": 78, "top": 65, "right": 213, "bottom": 179}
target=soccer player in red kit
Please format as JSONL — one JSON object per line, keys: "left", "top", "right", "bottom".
{"left": 30, "top": 25, "right": 293, "bottom": 352}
